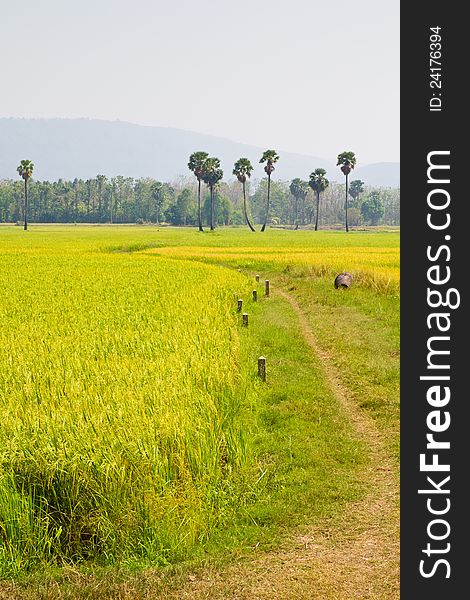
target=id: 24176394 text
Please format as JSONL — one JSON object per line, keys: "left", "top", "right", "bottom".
{"left": 429, "top": 26, "right": 443, "bottom": 112}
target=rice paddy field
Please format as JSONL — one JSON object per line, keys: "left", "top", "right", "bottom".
{"left": 0, "top": 225, "right": 399, "bottom": 594}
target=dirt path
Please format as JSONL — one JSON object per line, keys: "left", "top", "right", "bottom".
{"left": 154, "top": 289, "right": 400, "bottom": 600}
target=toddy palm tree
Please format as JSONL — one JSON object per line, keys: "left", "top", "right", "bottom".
{"left": 201, "top": 157, "right": 223, "bottom": 230}
{"left": 188, "top": 151, "right": 209, "bottom": 232}
{"left": 308, "top": 168, "right": 330, "bottom": 231}
{"left": 17, "top": 159, "right": 34, "bottom": 230}
{"left": 233, "top": 158, "right": 255, "bottom": 231}
{"left": 289, "top": 178, "right": 309, "bottom": 229}
{"left": 336, "top": 151, "right": 357, "bottom": 232}
{"left": 259, "top": 150, "right": 279, "bottom": 232}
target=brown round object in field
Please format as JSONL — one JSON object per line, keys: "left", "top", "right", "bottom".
{"left": 334, "top": 272, "right": 353, "bottom": 289}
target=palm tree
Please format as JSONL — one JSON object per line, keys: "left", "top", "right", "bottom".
{"left": 201, "top": 157, "right": 223, "bottom": 230}
{"left": 308, "top": 169, "right": 330, "bottom": 231}
{"left": 336, "top": 151, "right": 357, "bottom": 232}
{"left": 188, "top": 151, "right": 209, "bottom": 232}
{"left": 259, "top": 150, "right": 279, "bottom": 232}
{"left": 348, "top": 179, "right": 364, "bottom": 206}
{"left": 17, "top": 159, "right": 34, "bottom": 230}
{"left": 289, "top": 178, "right": 309, "bottom": 229}
{"left": 233, "top": 158, "right": 255, "bottom": 231}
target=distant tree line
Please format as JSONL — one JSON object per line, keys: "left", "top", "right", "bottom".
{"left": 0, "top": 174, "right": 399, "bottom": 227}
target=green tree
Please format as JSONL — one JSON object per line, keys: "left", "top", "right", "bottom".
{"left": 150, "top": 182, "right": 166, "bottom": 224}
{"left": 336, "top": 151, "right": 357, "bottom": 232}
{"left": 230, "top": 208, "right": 244, "bottom": 225}
{"left": 188, "top": 151, "right": 209, "bottom": 232}
{"left": 96, "top": 174, "right": 107, "bottom": 220}
{"left": 348, "top": 179, "right": 364, "bottom": 206}
{"left": 202, "top": 191, "right": 231, "bottom": 226}
{"left": 233, "top": 158, "right": 255, "bottom": 231}
{"left": 348, "top": 207, "right": 361, "bottom": 226}
{"left": 85, "top": 179, "right": 94, "bottom": 216}
{"left": 16, "top": 159, "right": 34, "bottom": 230}
{"left": 201, "top": 158, "right": 223, "bottom": 230}
{"left": 308, "top": 168, "right": 330, "bottom": 231}
{"left": 361, "top": 191, "right": 385, "bottom": 225}
{"left": 250, "top": 179, "right": 291, "bottom": 225}
{"left": 173, "top": 188, "right": 194, "bottom": 225}
{"left": 259, "top": 150, "right": 279, "bottom": 232}
{"left": 289, "top": 178, "right": 309, "bottom": 229}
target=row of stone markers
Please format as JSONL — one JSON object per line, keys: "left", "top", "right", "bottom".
{"left": 236, "top": 270, "right": 352, "bottom": 383}
{"left": 236, "top": 273, "right": 269, "bottom": 382}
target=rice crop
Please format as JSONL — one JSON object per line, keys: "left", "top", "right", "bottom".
{"left": 0, "top": 232, "right": 256, "bottom": 575}
{"left": 0, "top": 225, "right": 399, "bottom": 578}
{"left": 149, "top": 244, "right": 399, "bottom": 293}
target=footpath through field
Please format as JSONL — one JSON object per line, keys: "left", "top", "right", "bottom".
{"left": 151, "top": 285, "right": 399, "bottom": 600}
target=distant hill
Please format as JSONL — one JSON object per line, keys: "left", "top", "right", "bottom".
{"left": 0, "top": 118, "right": 399, "bottom": 187}
{"left": 353, "top": 162, "right": 400, "bottom": 188}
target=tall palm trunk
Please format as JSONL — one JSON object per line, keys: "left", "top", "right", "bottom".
{"left": 210, "top": 185, "right": 214, "bottom": 230}
{"left": 294, "top": 196, "right": 299, "bottom": 230}
{"left": 315, "top": 191, "right": 320, "bottom": 231}
{"left": 243, "top": 181, "right": 255, "bottom": 232}
{"left": 23, "top": 179, "right": 28, "bottom": 231}
{"left": 345, "top": 173, "right": 349, "bottom": 232}
{"left": 261, "top": 174, "right": 270, "bottom": 232}
{"left": 197, "top": 179, "right": 203, "bottom": 232}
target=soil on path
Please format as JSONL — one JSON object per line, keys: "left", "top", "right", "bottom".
{"left": 153, "top": 289, "right": 400, "bottom": 600}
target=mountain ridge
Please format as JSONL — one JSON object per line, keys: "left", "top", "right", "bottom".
{"left": 0, "top": 118, "right": 399, "bottom": 187}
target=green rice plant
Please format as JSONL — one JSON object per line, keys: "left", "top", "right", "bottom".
{"left": 0, "top": 233, "right": 259, "bottom": 574}
{"left": 0, "top": 225, "right": 399, "bottom": 581}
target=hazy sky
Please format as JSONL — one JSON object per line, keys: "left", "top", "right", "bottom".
{"left": 1, "top": 0, "right": 399, "bottom": 165}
